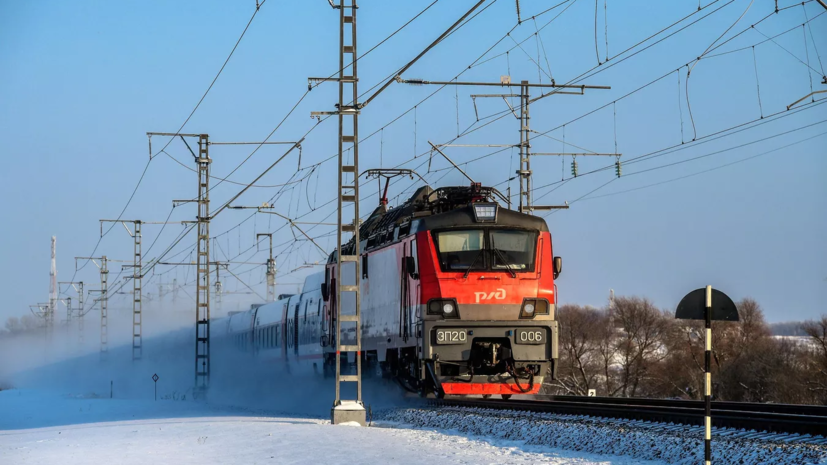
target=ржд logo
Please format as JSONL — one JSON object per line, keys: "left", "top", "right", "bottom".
{"left": 474, "top": 288, "right": 506, "bottom": 303}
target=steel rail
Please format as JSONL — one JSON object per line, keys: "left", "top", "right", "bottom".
{"left": 430, "top": 396, "right": 827, "bottom": 436}
{"left": 539, "top": 395, "right": 827, "bottom": 416}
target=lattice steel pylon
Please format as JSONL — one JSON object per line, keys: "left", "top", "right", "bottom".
{"left": 517, "top": 81, "right": 532, "bottom": 213}
{"left": 99, "top": 220, "right": 143, "bottom": 360}
{"left": 257, "top": 233, "right": 276, "bottom": 301}
{"left": 77, "top": 256, "right": 108, "bottom": 356}
{"left": 132, "top": 221, "right": 142, "bottom": 360}
{"left": 48, "top": 236, "right": 57, "bottom": 337}
{"left": 58, "top": 280, "right": 84, "bottom": 346}
{"left": 194, "top": 134, "right": 211, "bottom": 392}
{"left": 331, "top": 0, "right": 365, "bottom": 426}
{"left": 77, "top": 281, "right": 84, "bottom": 345}
{"left": 147, "top": 131, "right": 217, "bottom": 391}
{"left": 100, "top": 257, "right": 108, "bottom": 355}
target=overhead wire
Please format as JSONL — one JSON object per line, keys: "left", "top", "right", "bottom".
{"left": 529, "top": 98, "right": 827, "bottom": 200}
{"left": 303, "top": 0, "right": 734, "bottom": 235}
{"left": 161, "top": 0, "right": 442, "bottom": 195}
{"left": 686, "top": 0, "right": 756, "bottom": 140}
{"left": 139, "top": 0, "right": 772, "bottom": 292}
{"left": 701, "top": 10, "right": 826, "bottom": 60}
{"left": 748, "top": 24, "right": 825, "bottom": 76}
{"left": 594, "top": 0, "right": 601, "bottom": 65}
{"left": 545, "top": 116, "right": 827, "bottom": 208}
{"left": 233, "top": 0, "right": 827, "bottom": 290}
{"left": 524, "top": 2, "right": 826, "bottom": 197}
{"left": 546, "top": 177, "right": 616, "bottom": 214}
{"left": 71, "top": 1, "right": 269, "bottom": 282}
{"left": 752, "top": 46, "right": 764, "bottom": 118}
{"left": 78, "top": 0, "right": 737, "bottom": 300}
{"left": 802, "top": 3, "right": 826, "bottom": 78}
{"left": 583, "top": 129, "right": 827, "bottom": 201}
{"left": 630, "top": 117, "right": 827, "bottom": 175}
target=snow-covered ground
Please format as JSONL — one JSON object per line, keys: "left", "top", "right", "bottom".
{"left": 382, "top": 406, "right": 827, "bottom": 465}
{"left": 0, "top": 326, "right": 656, "bottom": 464}
{"left": 2, "top": 324, "right": 823, "bottom": 464}
{"left": 1, "top": 389, "right": 655, "bottom": 465}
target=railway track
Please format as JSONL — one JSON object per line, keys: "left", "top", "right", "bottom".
{"left": 429, "top": 395, "right": 827, "bottom": 436}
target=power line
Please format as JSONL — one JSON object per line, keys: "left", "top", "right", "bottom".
{"left": 152, "top": 1, "right": 268, "bottom": 159}
{"left": 583, "top": 129, "right": 827, "bottom": 201}
{"left": 631, "top": 117, "right": 827, "bottom": 175}
{"left": 86, "top": 0, "right": 809, "bottom": 305}
{"left": 196, "top": 1, "right": 825, "bottom": 297}
{"left": 203, "top": 0, "right": 797, "bottom": 287}
{"left": 160, "top": 0, "right": 455, "bottom": 205}
{"left": 73, "top": 2, "right": 269, "bottom": 280}
{"left": 701, "top": 9, "right": 826, "bottom": 60}
{"left": 529, "top": 98, "right": 827, "bottom": 198}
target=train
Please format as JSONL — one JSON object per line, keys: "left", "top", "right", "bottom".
{"left": 220, "top": 183, "right": 561, "bottom": 399}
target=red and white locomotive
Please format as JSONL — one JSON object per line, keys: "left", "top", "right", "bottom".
{"left": 224, "top": 183, "right": 561, "bottom": 398}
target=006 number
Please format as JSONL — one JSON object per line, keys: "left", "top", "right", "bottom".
{"left": 516, "top": 329, "right": 545, "bottom": 345}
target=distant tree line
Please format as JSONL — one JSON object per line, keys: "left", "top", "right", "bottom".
{"left": 769, "top": 321, "right": 811, "bottom": 336}
{"left": 548, "top": 297, "right": 827, "bottom": 405}
{"left": 1, "top": 315, "right": 45, "bottom": 336}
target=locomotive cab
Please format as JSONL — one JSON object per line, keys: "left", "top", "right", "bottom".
{"left": 322, "top": 183, "right": 559, "bottom": 398}
{"left": 415, "top": 197, "right": 558, "bottom": 396}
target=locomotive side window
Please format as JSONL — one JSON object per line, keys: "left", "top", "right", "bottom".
{"left": 490, "top": 230, "right": 538, "bottom": 271}
{"left": 434, "top": 229, "right": 486, "bottom": 271}
{"left": 410, "top": 239, "right": 419, "bottom": 277}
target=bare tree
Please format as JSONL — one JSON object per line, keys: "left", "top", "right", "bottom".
{"left": 651, "top": 319, "right": 705, "bottom": 399}
{"left": 19, "top": 314, "right": 42, "bottom": 331}
{"left": 4, "top": 316, "right": 21, "bottom": 333}
{"left": 802, "top": 316, "right": 827, "bottom": 403}
{"left": 550, "top": 305, "right": 606, "bottom": 395}
{"left": 549, "top": 295, "right": 824, "bottom": 405}
{"left": 610, "top": 296, "right": 670, "bottom": 397}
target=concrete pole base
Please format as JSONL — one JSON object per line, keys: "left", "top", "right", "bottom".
{"left": 331, "top": 400, "right": 367, "bottom": 426}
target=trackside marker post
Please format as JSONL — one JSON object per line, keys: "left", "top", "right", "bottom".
{"left": 676, "top": 286, "right": 739, "bottom": 465}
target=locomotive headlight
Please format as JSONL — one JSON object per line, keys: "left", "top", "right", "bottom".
{"left": 520, "top": 299, "right": 550, "bottom": 319}
{"left": 472, "top": 202, "right": 498, "bottom": 223}
{"left": 427, "top": 299, "right": 460, "bottom": 319}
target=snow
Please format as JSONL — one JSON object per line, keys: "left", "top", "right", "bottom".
{"left": 380, "top": 406, "right": 827, "bottom": 465}
{"left": 0, "top": 389, "right": 656, "bottom": 465}
{"left": 334, "top": 400, "right": 366, "bottom": 410}
{"left": 2, "top": 326, "right": 821, "bottom": 464}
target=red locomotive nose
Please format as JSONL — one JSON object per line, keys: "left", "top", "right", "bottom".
{"left": 225, "top": 183, "right": 563, "bottom": 400}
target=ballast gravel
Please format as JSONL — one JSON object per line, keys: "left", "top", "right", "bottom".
{"left": 377, "top": 406, "right": 827, "bottom": 464}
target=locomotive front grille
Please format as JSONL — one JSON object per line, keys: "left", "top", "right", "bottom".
{"left": 422, "top": 319, "right": 557, "bottom": 381}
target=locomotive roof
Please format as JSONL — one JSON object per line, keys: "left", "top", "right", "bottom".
{"left": 413, "top": 204, "right": 548, "bottom": 232}
{"left": 332, "top": 184, "right": 549, "bottom": 260}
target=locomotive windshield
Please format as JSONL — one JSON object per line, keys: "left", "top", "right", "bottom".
{"left": 490, "top": 229, "right": 537, "bottom": 271}
{"left": 434, "top": 229, "right": 537, "bottom": 273}
{"left": 434, "top": 229, "right": 486, "bottom": 271}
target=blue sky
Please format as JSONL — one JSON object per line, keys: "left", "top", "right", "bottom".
{"left": 1, "top": 0, "right": 825, "bottom": 324}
